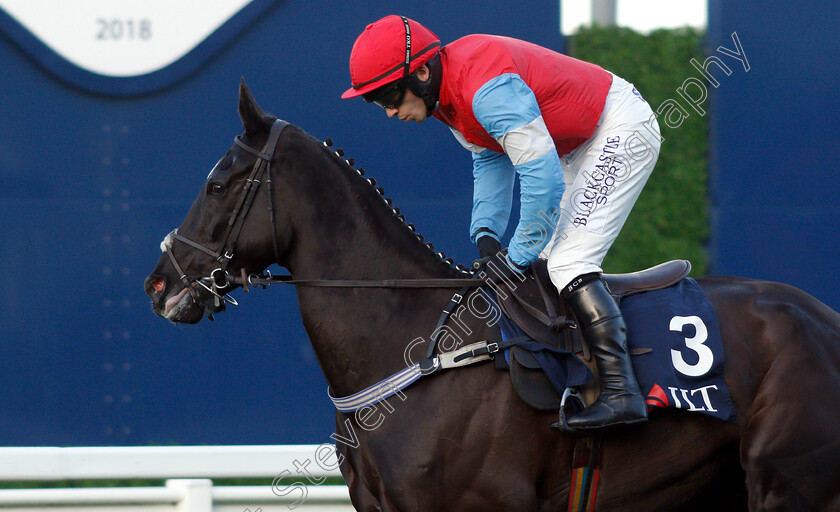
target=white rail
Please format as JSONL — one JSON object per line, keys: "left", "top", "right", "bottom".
{"left": 0, "top": 445, "right": 353, "bottom": 511}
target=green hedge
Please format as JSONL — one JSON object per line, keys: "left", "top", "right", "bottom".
{"left": 568, "top": 25, "right": 709, "bottom": 275}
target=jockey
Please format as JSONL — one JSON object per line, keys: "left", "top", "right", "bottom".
{"left": 341, "top": 15, "right": 661, "bottom": 432}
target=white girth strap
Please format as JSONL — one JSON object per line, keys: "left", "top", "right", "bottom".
{"left": 327, "top": 340, "right": 496, "bottom": 413}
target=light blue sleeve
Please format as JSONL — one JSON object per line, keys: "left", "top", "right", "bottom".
{"left": 472, "top": 74, "right": 564, "bottom": 268}
{"left": 469, "top": 150, "right": 515, "bottom": 244}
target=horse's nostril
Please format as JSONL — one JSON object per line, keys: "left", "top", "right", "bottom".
{"left": 151, "top": 278, "right": 165, "bottom": 293}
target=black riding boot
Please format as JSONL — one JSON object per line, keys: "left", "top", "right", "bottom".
{"left": 560, "top": 276, "right": 648, "bottom": 430}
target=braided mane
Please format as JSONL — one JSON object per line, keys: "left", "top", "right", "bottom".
{"left": 316, "top": 136, "right": 472, "bottom": 276}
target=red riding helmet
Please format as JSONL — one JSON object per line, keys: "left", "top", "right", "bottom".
{"left": 341, "top": 15, "right": 441, "bottom": 99}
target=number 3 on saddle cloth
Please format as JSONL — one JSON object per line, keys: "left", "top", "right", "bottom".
{"left": 493, "top": 260, "right": 735, "bottom": 423}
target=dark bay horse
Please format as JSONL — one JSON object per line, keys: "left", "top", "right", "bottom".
{"left": 144, "top": 82, "right": 840, "bottom": 511}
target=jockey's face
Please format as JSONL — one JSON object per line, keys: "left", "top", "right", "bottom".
{"left": 385, "top": 89, "right": 428, "bottom": 123}
{"left": 384, "top": 65, "right": 430, "bottom": 123}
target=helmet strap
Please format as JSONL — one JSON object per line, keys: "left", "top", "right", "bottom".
{"left": 399, "top": 16, "right": 411, "bottom": 82}
{"left": 407, "top": 52, "right": 442, "bottom": 116}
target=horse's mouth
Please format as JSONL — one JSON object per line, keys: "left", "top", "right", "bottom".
{"left": 164, "top": 286, "right": 193, "bottom": 318}
{"left": 159, "top": 283, "right": 224, "bottom": 324}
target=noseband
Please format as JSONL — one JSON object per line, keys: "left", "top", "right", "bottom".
{"left": 160, "top": 119, "right": 289, "bottom": 317}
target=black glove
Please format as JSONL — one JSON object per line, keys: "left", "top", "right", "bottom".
{"left": 472, "top": 250, "right": 528, "bottom": 287}
{"left": 476, "top": 235, "right": 501, "bottom": 259}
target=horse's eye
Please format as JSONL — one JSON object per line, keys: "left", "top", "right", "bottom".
{"left": 209, "top": 183, "right": 225, "bottom": 196}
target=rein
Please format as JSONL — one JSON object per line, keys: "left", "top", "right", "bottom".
{"left": 160, "top": 119, "right": 486, "bottom": 320}
{"left": 230, "top": 271, "right": 481, "bottom": 289}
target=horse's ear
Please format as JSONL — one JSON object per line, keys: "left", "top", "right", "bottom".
{"left": 238, "top": 78, "right": 271, "bottom": 135}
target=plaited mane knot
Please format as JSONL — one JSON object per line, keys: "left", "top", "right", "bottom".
{"left": 322, "top": 137, "right": 473, "bottom": 275}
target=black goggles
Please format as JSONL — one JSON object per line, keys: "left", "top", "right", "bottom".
{"left": 362, "top": 79, "right": 408, "bottom": 109}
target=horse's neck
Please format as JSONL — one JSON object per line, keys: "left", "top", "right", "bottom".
{"left": 284, "top": 153, "right": 462, "bottom": 396}
{"left": 285, "top": 176, "right": 454, "bottom": 282}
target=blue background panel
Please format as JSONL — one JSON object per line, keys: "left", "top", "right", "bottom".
{"left": 1, "top": 0, "right": 837, "bottom": 447}
{"left": 708, "top": 0, "right": 840, "bottom": 309}
{"left": 0, "top": 1, "right": 562, "bottom": 445}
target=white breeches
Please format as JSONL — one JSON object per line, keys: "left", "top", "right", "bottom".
{"left": 540, "top": 74, "right": 662, "bottom": 292}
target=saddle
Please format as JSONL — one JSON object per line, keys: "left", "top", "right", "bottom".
{"left": 496, "top": 259, "right": 692, "bottom": 410}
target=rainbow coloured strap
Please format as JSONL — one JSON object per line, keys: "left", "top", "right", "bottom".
{"left": 568, "top": 434, "right": 602, "bottom": 512}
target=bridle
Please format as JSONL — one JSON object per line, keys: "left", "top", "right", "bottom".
{"left": 159, "top": 118, "right": 485, "bottom": 319}
{"left": 160, "top": 119, "right": 289, "bottom": 317}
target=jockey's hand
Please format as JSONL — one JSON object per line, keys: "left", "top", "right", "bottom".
{"left": 472, "top": 250, "right": 529, "bottom": 287}
{"left": 476, "top": 235, "right": 501, "bottom": 259}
